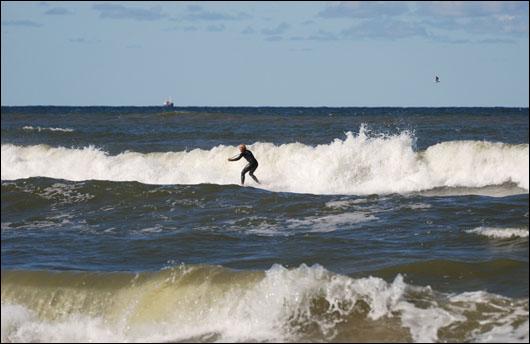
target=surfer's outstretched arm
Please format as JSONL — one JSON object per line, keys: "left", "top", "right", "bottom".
{"left": 228, "top": 153, "right": 242, "bottom": 162}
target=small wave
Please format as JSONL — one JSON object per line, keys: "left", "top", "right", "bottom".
{"left": 22, "top": 126, "right": 75, "bottom": 132}
{"left": 287, "top": 212, "right": 377, "bottom": 233}
{"left": 223, "top": 212, "right": 376, "bottom": 236}
{"left": 405, "top": 203, "right": 432, "bottom": 209}
{"left": 325, "top": 199, "right": 368, "bottom": 209}
{"left": 466, "top": 227, "right": 529, "bottom": 239}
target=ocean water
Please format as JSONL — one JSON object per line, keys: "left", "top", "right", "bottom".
{"left": 1, "top": 106, "right": 529, "bottom": 343}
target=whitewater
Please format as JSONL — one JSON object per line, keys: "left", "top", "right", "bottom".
{"left": 2, "top": 264, "right": 528, "bottom": 343}
{"left": 2, "top": 107, "right": 529, "bottom": 343}
{"left": 2, "top": 127, "right": 528, "bottom": 195}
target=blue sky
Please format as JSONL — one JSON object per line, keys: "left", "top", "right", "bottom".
{"left": 1, "top": 1, "right": 528, "bottom": 106}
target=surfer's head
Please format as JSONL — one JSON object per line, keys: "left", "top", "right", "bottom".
{"left": 238, "top": 144, "right": 246, "bottom": 152}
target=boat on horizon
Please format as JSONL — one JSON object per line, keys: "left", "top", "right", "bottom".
{"left": 163, "top": 98, "right": 174, "bottom": 108}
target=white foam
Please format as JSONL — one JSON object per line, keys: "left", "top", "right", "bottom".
{"left": 22, "top": 126, "right": 75, "bottom": 132}
{"left": 405, "top": 203, "right": 432, "bottom": 210}
{"left": 2, "top": 126, "right": 528, "bottom": 195}
{"left": 1, "top": 265, "right": 528, "bottom": 343}
{"left": 224, "top": 212, "right": 376, "bottom": 236}
{"left": 1, "top": 303, "right": 121, "bottom": 343}
{"left": 3, "top": 217, "right": 72, "bottom": 231}
{"left": 287, "top": 212, "right": 377, "bottom": 232}
{"left": 466, "top": 227, "right": 529, "bottom": 239}
{"left": 41, "top": 183, "right": 94, "bottom": 204}
{"left": 245, "top": 225, "right": 280, "bottom": 236}
{"left": 473, "top": 320, "right": 529, "bottom": 343}
{"left": 449, "top": 291, "right": 529, "bottom": 343}
{"left": 325, "top": 199, "right": 368, "bottom": 209}
{"left": 139, "top": 225, "right": 163, "bottom": 233}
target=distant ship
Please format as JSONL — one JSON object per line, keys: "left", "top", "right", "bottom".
{"left": 163, "top": 98, "right": 174, "bottom": 108}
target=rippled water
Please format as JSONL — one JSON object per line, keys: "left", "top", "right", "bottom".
{"left": 1, "top": 106, "right": 528, "bottom": 342}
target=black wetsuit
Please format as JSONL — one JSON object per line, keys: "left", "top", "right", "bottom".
{"left": 230, "top": 150, "right": 259, "bottom": 184}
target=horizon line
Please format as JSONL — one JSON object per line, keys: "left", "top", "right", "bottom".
{"left": 2, "top": 105, "right": 529, "bottom": 109}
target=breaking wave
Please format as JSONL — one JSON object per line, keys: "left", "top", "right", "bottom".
{"left": 1, "top": 264, "right": 528, "bottom": 343}
{"left": 466, "top": 227, "right": 529, "bottom": 239}
{"left": 2, "top": 127, "right": 528, "bottom": 195}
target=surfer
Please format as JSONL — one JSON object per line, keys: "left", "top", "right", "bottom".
{"left": 228, "top": 144, "right": 260, "bottom": 185}
{"left": 435, "top": 76, "right": 440, "bottom": 83}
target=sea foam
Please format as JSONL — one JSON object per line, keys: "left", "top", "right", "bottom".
{"left": 2, "top": 127, "right": 528, "bottom": 195}
{"left": 466, "top": 227, "right": 529, "bottom": 239}
{"left": 1, "top": 264, "right": 528, "bottom": 343}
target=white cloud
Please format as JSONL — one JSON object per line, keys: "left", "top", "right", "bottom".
{"left": 416, "top": 1, "right": 528, "bottom": 18}
{"left": 318, "top": 1, "right": 410, "bottom": 18}
{"left": 45, "top": 7, "right": 73, "bottom": 15}
{"left": 92, "top": 4, "right": 167, "bottom": 21}
{"left": 261, "top": 22, "right": 290, "bottom": 35}
{"left": 182, "top": 5, "right": 251, "bottom": 21}
{"left": 341, "top": 18, "right": 428, "bottom": 40}
{"left": 1, "top": 20, "right": 43, "bottom": 27}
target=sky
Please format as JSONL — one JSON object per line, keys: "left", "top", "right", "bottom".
{"left": 1, "top": 1, "right": 529, "bottom": 106}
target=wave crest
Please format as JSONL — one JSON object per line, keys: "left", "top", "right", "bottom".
{"left": 21, "top": 126, "right": 75, "bottom": 132}
{"left": 2, "top": 127, "right": 528, "bottom": 195}
{"left": 2, "top": 264, "right": 528, "bottom": 343}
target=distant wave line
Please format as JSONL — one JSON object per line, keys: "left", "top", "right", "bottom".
{"left": 22, "top": 126, "right": 75, "bottom": 132}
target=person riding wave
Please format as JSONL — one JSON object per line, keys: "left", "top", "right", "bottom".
{"left": 228, "top": 144, "right": 260, "bottom": 185}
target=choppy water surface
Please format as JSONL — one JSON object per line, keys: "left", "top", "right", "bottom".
{"left": 1, "top": 107, "right": 528, "bottom": 342}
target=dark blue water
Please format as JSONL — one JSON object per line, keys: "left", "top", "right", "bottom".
{"left": 1, "top": 107, "right": 528, "bottom": 342}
